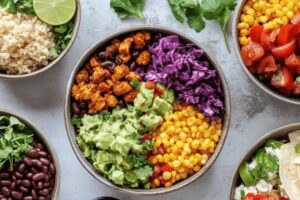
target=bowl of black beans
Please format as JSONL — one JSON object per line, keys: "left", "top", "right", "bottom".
{"left": 0, "top": 110, "right": 60, "bottom": 200}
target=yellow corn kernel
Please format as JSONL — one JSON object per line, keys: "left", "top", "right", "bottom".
{"left": 197, "top": 113, "right": 204, "bottom": 119}
{"left": 287, "top": 11, "right": 294, "bottom": 19}
{"left": 216, "top": 130, "right": 222, "bottom": 136}
{"left": 191, "top": 126, "right": 198, "bottom": 134}
{"left": 157, "top": 154, "right": 163, "bottom": 163}
{"left": 163, "top": 139, "right": 170, "bottom": 148}
{"left": 212, "top": 134, "right": 220, "bottom": 142}
{"left": 171, "top": 146, "right": 178, "bottom": 154}
{"left": 183, "top": 146, "right": 191, "bottom": 155}
{"left": 171, "top": 171, "right": 177, "bottom": 177}
{"left": 282, "top": 16, "right": 289, "bottom": 24}
{"left": 187, "top": 137, "right": 193, "bottom": 144}
{"left": 179, "top": 172, "right": 188, "bottom": 179}
{"left": 166, "top": 147, "right": 171, "bottom": 153}
{"left": 163, "top": 154, "right": 171, "bottom": 163}
{"left": 155, "top": 138, "right": 162, "bottom": 147}
{"left": 172, "top": 160, "right": 181, "bottom": 168}
{"left": 160, "top": 132, "right": 169, "bottom": 140}
{"left": 162, "top": 171, "right": 172, "bottom": 180}
{"left": 239, "top": 29, "right": 249, "bottom": 36}
{"left": 258, "top": 15, "right": 268, "bottom": 23}
{"left": 153, "top": 178, "right": 160, "bottom": 187}
{"left": 175, "top": 174, "right": 181, "bottom": 181}
{"left": 151, "top": 156, "right": 158, "bottom": 165}
{"left": 178, "top": 166, "right": 185, "bottom": 173}
{"left": 193, "top": 165, "right": 201, "bottom": 172}
{"left": 179, "top": 132, "right": 187, "bottom": 140}
{"left": 164, "top": 114, "right": 171, "bottom": 121}
{"left": 195, "top": 153, "right": 202, "bottom": 161}
{"left": 275, "top": 10, "right": 284, "bottom": 17}
{"left": 287, "top": 2, "right": 294, "bottom": 9}
{"left": 164, "top": 181, "right": 172, "bottom": 188}
{"left": 244, "top": 15, "right": 254, "bottom": 25}
{"left": 201, "top": 154, "right": 208, "bottom": 165}
{"left": 191, "top": 139, "right": 200, "bottom": 150}
{"left": 182, "top": 127, "right": 189, "bottom": 134}
{"left": 166, "top": 126, "right": 176, "bottom": 135}
{"left": 178, "top": 155, "right": 184, "bottom": 163}
{"left": 204, "top": 131, "right": 210, "bottom": 138}
{"left": 169, "top": 153, "right": 176, "bottom": 161}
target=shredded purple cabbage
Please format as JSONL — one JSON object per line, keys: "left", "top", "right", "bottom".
{"left": 136, "top": 35, "right": 225, "bottom": 118}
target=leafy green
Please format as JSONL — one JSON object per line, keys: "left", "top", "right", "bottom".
{"left": 110, "top": 0, "right": 145, "bottom": 19}
{"left": 295, "top": 144, "right": 300, "bottom": 154}
{"left": 167, "top": 0, "right": 237, "bottom": 52}
{"left": 51, "top": 19, "right": 75, "bottom": 58}
{"left": 0, "top": 0, "right": 35, "bottom": 16}
{"left": 265, "top": 139, "right": 284, "bottom": 149}
{"left": 0, "top": 116, "right": 33, "bottom": 170}
{"left": 201, "top": 0, "right": 237, "bottom": 52}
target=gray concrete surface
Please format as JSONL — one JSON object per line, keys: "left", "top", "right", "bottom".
{"left": 0, "top": 0, "right": 300, "bottom": 199}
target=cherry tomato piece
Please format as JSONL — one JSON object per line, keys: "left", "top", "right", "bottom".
{"left": 277, "top": 24, "right": 297, "bottom": 45}
{"left": 160, "top": 163, "right": 173, "bottom": 172}
{"left": 241, "top": 43, "right": 265, "bottom": 66}
{"left": 257, "top": 55, "right": 278, "bottom": 74}
{"left": 271, "top": 67, "right": 293, "bottom": 89}
{"left": 250, "top": 25, "right": 263, "bottom": 43}
{"left": 261, "top": 29, "right": 278, "bottom": 50}
{"left": 153, "top": 164, "right": 161, "bottom": 177}
{"left": 271, "top": 40, "right": 296, "bottom": 58}
{"left": 145, "top": 81, "right": 156, "bottom": 89}
{"left": 285, "top": 53, "right": 300, "bottom": 68}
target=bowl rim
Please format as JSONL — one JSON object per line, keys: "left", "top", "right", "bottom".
{"left": 0, "top": 0, "right": 81, "bottom": 80}
{"left": 231, "top": 0, "right": 300, "bottom": 105}
{"left": 64, "top": 25, "right": 231, "bottom": 195}
{"left": 228, "top": 123, "right": 300, "bottom": 200}
{"left": 0, "top": 109, "right": 61, "bottom": 200}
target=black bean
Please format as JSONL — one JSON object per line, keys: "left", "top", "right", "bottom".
{"left": 30, "top": 167, "right": 38, "bottom": 174}
{"left": 24, "top": 197, "right": 33, "bottom": 200}
{"left": 32, "top": 173, "right": 45, "bottom": 181}
{"left": 98, "top": 52, "right": 107, "bottom": 60}
{"left": 42, "top": 166, "right": 48, "bottom": 174}
{"left": 101, "top": 61, "right": 115, "bottom": 69}
{"left": 49, "top": 164, "right": 55, "bottom": 175}
{"left": 0, "top": 180, "right": 11, "bottom": 187}
{"left": 78, "top": 101, "right": 87, "bottom": 109}
{"left": 26, "top": 172, "right": 33, "bottom": 179}
{"left": 1, "top": 187, "right": 10, "bottom": 197}
{"left": 132, "top": 51, "right": 139, "bottom": 58}
{"left": 71, "top": 102, "right": 81, "bottom": 115}
{"left": 19, "top": 186, "right": 29, "bottom": 193}
{"left": 18, "top": 163, "right": 26, "bottom": 173}
{"left": 31, "top": 189, "right": 38, "bottom": 200}
{"left": 39, "top": 158, "right": 50, "bottom": 166}
{"left": 118, "top": 100, "right": 126, "bottom": 108}
{"left": 38, "top": 151, "right": 48, "bottom": 157}
{"left": 0, "top": 173, "right": 9, "bottom": 179}
{"left": 33, "top": 143, "right": 44, "bottom": 151}
{"left": 31, "top": 159, "right": 43, "bottom": 169}
{"left": 115, "top": 56, "right": 123, "bottom": 65}
{"left": 11, "top": 191, "right": 23, "bottom": 200}
{"left": 27, "top": 149, "right": 39, "bottom": 158}
{"left": 37, "top": 181, "right": 43, "bottom": 189}
{"left": 21, "top": 180, "right": 31, "bottom": 188}
{"left": 14, "top": 172, "right": 23, "bottom": 179}
{"left": 11, "top": 181, "right": 17, "bottom": 190}
{"left": 38, "top": 197, "right": 46, "bottom": 200}
{"left": 43, "top": 182, "right": 50, "bottom": 188}
{"left": 38, "top": 189, "right": 49, "bottom": 196}
{"left": 23, "top": 157, "right": 32, "bottom": 166}
{"left": 129, "top": 62, "right": 137, "bottom": 71}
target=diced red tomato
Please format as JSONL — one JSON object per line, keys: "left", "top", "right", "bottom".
{"left": 244, "top": 193, "right": 266, "bottom": 200}
{"left": 152, "top": 146, "right": 165, "bottom": 155}
{"left": 293, "top": 81, "right": 300, "bottom": 95}
{"left": 296, "top": 68, "right": 300, "bottom": 75}
{"left": 155, "top": 86, "right": 164, "bottom": 97}
{"left": 241, "top": 43, "right": 265, "bottom": 66}
{"left": 257, "top": 55, "right": 278, "bottom": 74}
{"left": 271, "top": 40, "right": 296, "bottom": 58}
{"left": 158, "top": 176, "right": 168, "bottom": 184}
{"left": 179, "top": 102, "right": 189, "bottom": 107}
{"left": 280, "top": 197, "right": 289, "bottom": 200}
{"left": 285, "top": 53, "right": 300, "bottom": 68}
{"left": 152, "top": 164, "right": 161, "bottom": 177}
{"left": 261, "top": 29, "right": 278, "bottom": 50}
{"left": 141, "top": 133, "right": 154, "bottom": 142}
{"left": 145, "top": 81, "right": 156, "bottom": 89}
{"left": 250, "top": 25, "right": 263, "bottom": 43}
{"left": 160, "top": 163, "right": 173, "bottom": 172}
{"left": 268, "top": 192, "right": 280, "bottom": 200}
{"left": 291, "top": 12, "right": 300, "bottom": 24}
{"left": 277, "top": 24, "right": 297, "bottom": 45}
{"left": 271, "top": 67, "right": 293, "bottom": 89}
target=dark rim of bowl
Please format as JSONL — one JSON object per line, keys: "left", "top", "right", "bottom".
{"left": 229, "top": 123, "right": 300, "bottom": 199}
{"left": 0, "top": 0, "right": 81, "bottom": 80}
{"left": 232, "top": 0, "right": 300, "bottom": 105}
{"left": 0, "top": 109, "right": 61, "bottom": 200}
{"left": 64, "top": 25, "right": 231, "bottom": 195}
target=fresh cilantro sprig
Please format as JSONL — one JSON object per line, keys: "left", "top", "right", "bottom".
{"left": 0, "top": 116, "right": 34, "bottom": 171}
{"left": 0, "top": 0, "right": 35, "bottom": 16}
{"left": 51, "top": 19, "right": 75, "bottom": 58}
{"left": 168, "top": 0, "right": 237, "bottom": 52}
{"left": 110, "top": 0, "right": 145, "bottom": 19}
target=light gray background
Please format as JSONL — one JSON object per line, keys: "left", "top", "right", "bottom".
{"left": 1, "top": 0, "right": 300, "bottom": 199}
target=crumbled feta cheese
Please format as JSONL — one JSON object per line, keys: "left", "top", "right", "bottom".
{"left": 248, "top": 160, "right": 257, "bottom": 170}
{"left": 267, "top": 172, "right": 277, "bottom": 181}
{"left": 293, "top": 156, "right": 300, "bottom": 165}
{"left": 255, "top": 179, "right": 273, "bottom": 193}
{"left": 234, "top": 185, "right": 245, "bottom": 200}
{"left": 265, "top": 147, "right": 281, "bottom": 159}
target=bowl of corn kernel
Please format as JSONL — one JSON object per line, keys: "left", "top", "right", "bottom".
{"left": 233, "top": 0, "right": 300, "bottom": 105}
{"left": 64, "top": 26, "right": 230, "bottom": 194}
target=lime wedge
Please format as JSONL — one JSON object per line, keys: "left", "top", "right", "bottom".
{"left": 33, "top": 0, "right": 76, "bottom": 26}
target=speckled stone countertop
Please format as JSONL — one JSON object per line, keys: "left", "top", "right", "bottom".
{"left": 0, "top": 0, "right": 299, "bottom": 199}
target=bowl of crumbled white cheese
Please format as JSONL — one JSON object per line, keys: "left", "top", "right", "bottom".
{"left": 230, "top": 123, "right": 300, "bottom": 200}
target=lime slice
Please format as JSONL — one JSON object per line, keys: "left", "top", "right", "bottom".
{"left": 33, "top": 0, "right": 76, "bottom": 26}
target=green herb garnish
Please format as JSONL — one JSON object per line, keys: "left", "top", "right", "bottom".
{"left": 110, "top": 0, "right": 145, "bottom": 19}
{"left": 168, "top": 0, "right": 237, "bottom": 52}
{"left": 0, "top": 116, "right": 33, "bottom": 170}
{"left": 51, "top": 19, "right": 75, "bottom": 58}
{"left": 0, "top": 0, "right": 35, "bottom": 16}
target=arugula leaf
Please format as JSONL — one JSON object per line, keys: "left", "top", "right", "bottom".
{"left": 185, "top": 3, "right": 205, "bottom": 32}
{"left": 167, "top": 0, "right": 185, "bottom": 22}
{"left": 0, "top": 115, "right": 33, "bottom": 170}
{"left": 110, "top": 0, "right": 145, "bottom": 19}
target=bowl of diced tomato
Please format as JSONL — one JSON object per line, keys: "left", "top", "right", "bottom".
{"left": 233, "top": 0, "right": 300, "bottom": 104}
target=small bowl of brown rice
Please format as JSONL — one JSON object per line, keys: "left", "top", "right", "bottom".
{"left": 0, "top": 0, "right": 80, "bottom": 79}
